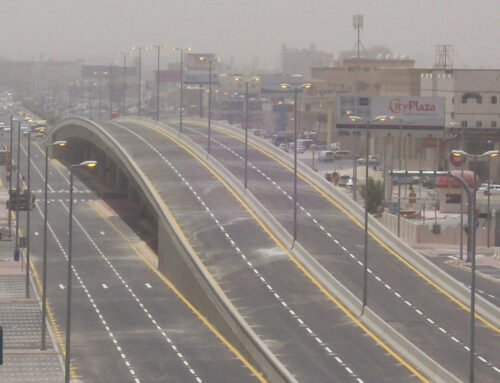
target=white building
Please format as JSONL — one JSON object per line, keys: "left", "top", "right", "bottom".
{"left": 421, "top": 69, "right": 500, "bottom": 182}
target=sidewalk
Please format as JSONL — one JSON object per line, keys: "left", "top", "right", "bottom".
{"left": 0, "top": 185, "right": 63, "bottom": 382}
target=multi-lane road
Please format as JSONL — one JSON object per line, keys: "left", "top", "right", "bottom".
{"left": 171, "top": 118, "right": 500, "bottom": 383}
{"left": 3, "top": 111, "right": 499, "bottom": 382}
{"left": 7, "top": 118, "right": 264, "bottom": 382}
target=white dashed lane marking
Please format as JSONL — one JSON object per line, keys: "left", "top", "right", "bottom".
{"left": 183, "top": 125, "right": 500, "bottom": 375}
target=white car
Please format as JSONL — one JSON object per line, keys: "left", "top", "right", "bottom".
{"left": 483, "top": 184, "right": 500, "bottom": 196}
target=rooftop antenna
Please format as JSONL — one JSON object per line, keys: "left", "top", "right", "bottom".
{"left": 435, "top": 45, "right": 454, "bottom": 70}
{"left": 353, "top": 14, "right": 364, "bottom": 59}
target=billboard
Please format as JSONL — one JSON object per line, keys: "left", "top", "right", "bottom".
{"left": 336, "top": 95, "right": 445, "bottom": 129}
{"left": 183, "top": 71, "right": 219, "bottom": 85}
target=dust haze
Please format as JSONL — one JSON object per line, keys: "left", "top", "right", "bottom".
{"left": 1, "top": 0, "right": 499, "bottom": 68}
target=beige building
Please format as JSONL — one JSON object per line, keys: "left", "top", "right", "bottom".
{"left": 421, "top": 69, "right": 500, "bottom": 182}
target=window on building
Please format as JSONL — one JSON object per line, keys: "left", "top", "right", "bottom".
{"left": 492, "top": 121, "right": 497, "bottom": 128}
{"left": 347, "top": 67, "right": 355, "bottom": 72}
{"left": 461, "top": 92, "right": 482, "bottom": 104}
{"left": 461, "top": 120, "right": 467, "bottom": 128}
{"left": 359, "top": 97, "right": 369, "bottom": 106}
{"left": 476, "top": 120, "right": 482, "bottom": 127}
{"left": 492, "top": 96, "right": 497, "bottom": 104}
{"left": 363, "top": 67, "right": 370, "bottom": 72}
{"left": 451, "top": 112, "right": 454, "bottom": 119}
{"left": 452, "top": 97, "right": 454, "bottom": 104}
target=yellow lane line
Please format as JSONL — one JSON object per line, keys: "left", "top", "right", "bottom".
{"left": 127, "top": 118, "right": 430, "bottom": 382}
{"left": 35, "top": 133, "right": 267, "bottom": 382}
{"left": 205, "top": 123, "right": 500, "bottom": 334}
{"left": 30, "top": 260, "right": 77, "bottom": 379}
{"left": 88, "top": 202, "right": 269, "bottom": 383}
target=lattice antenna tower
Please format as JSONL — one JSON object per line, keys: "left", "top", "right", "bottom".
{"left": 435, "top": 45, "right": 454, "bottom": 70}
{"left": 353, "top": 14, "right": 365, "bottom": 59}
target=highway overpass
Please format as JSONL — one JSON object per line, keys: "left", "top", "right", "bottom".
{"left": 41, "top": 116, "right": 500, "bottom": 382}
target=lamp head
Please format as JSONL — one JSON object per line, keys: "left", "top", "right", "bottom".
{"left": 483, "top": 150, "right": 500, "bottom": 158}
{"left": 80, "top": 160, "right": 97, "bottom": 168}
{"left": 348, "top": 116, "right": 363, "bottom": 122}
{"left": 451, "top": 150, "right": 467, "bottom": 158}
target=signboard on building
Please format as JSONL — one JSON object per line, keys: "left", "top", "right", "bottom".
{"left": 336, "top": 95, "right": 445, "bottom": 130}
{"left": 303, "top": 81, "right": 352, "bottom": 102}
{"left": 183, "top": 71, "right": 219, "bottom": 85}
{"left": 156, "top": 70, "right": 182, "bottom": 83}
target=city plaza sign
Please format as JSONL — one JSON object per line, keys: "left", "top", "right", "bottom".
{"left": 389, "top": 98, "right": 437, "bottom": 113}
{"left": 336, "top": 95, "right": 445, "bottom": 132}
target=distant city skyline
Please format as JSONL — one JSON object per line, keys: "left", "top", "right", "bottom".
{"left": 0, "top": 0, "right": 499, "bottom": 70}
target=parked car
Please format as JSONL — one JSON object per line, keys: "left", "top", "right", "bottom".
{"left": 279, "top": 143, "right": 288, "bottom": 152}
{"left": 311, "top": 143, "right": 328, "bottom": 151}
{"left": 334, "top": 150, "right": 352, "bottom": 160}
{"left": 392, "top": 175, "right": 420, "bottom": 185}
{"left": 338, "top": 175, "right": 352, "bottom": 187}
{"left": 422, "top": 175, "right": 436, "bottom": 189}
{"left": 483, "top": 184, "right": 500, "bottom": 196}
{"left": 318, "top": 150, "right": 335, "bottom": 162}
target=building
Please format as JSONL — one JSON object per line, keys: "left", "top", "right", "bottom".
{"left": 281, "top": 44, "right": 333, "bottom": 78}
{"left": 421, "top": 68, "right": 500, "bottom": 181}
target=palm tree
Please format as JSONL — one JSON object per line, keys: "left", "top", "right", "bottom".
{"left": 359, "top": 177, "right": 385, "bottom": 214}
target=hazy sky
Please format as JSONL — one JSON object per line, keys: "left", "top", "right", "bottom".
{"left": 1, "top": 0, "right": 499, "bottom": 69}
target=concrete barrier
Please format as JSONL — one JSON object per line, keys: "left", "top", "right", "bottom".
{"left": 182, "top": 118, "right": 500, "bottom": 329}
{"left": 157, "top": 118, "right": 461, "bottom": 383}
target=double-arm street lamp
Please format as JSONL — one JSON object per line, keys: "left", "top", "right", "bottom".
{"left": 93, "top": 71, "right": 108, "bottom": 120}
{"left": 172, "top": 47, "right": 192, "bottom": 133}
{"left": 449, "top": 149, "right": 499, "bottom": 383}
{"left": 234, "top": 76, "right": 260, "bottom": 188}
{"left": 152, "top": 44, "right": 168, "bottom": 121}
{"left": 132, "top": 46, "right": 150, "bottom": 116}
{"left": 64, "top": 160, "right": 98, "bottom": 383}
{"left": 119, "top": 52, "right": 129, "bottom": 116}
{"left": 41, "top": 140, "right": 67, "bottom": 350}
{"left": 347, "top": 115, "right": 388, "bottom": 310}
{"left": 279, "top": 82, "right": 311, "bottom": 244}
{"left": 198, "top": 56, "right": 220, "bottom": 154}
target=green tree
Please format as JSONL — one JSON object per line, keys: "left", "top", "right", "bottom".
{"left": 359, "top": 177, "right": 385, "bottom": 214}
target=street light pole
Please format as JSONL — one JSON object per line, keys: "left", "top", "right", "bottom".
{"left": 469, "top": 155, "right": 478, "bottom": 383}
{"left": 15, "top": 121, "right": 21, "bottom": 262}
{"left": 486, "top": 157, "right": 491, "bottom": 248}
{"left": 362, "top": 119, "right": 370, "bottom": 310}
{"left": 293, "top": 87, "right": 298, "bottom": 243}
{"left": 208, "top": 60, "right": 212, "bottom": 154}
{"left": 157, "top": 45, "right": 161, "bottom": 121}
{"left": 199, "top": 56, "right": 219, "bottom": 154}
{"left": 8, "top": 115, "right": 13, "bottom": 234}
{"left": 121, "top": 52, "right": 128, "bottom": 116}
{"left": 450, "top": 149, "right": 500, "bottom": 383}
{"left": 41, "top": 141, "right": 66, "bottom": 350}
{"left": 398, "top": 119, "right": 402, "bottom": 237}
{"left": 353, "top": 129, "right": 358, "bottom": 201}
{"left": 173, "top": 47, "right": 191, "bottom": 132}
{"left": 244, "top": 81, "right": 249, "bottom": 189}
{"left": 64, "top": 161, "right": 97, "bottom": 383}
{"left": 132, "top": 46, "right": 148, "bottom": 116}
{"left": 25, "top": 127, "right": 31, "bottom": 298}
{"left": 280, "top": 81, "right": 311, "bottom": 244}
{"left": 138, "top": 47, "right": 142, "bottom": 116}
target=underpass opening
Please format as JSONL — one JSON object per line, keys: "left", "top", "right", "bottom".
{"left": 50, "top": 134, "right": 159, "bottom": 255}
